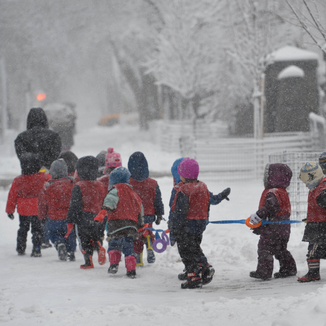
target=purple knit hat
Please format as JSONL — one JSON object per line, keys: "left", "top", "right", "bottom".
{"left": 178, "top": 157, "right": 199, "bottom": 179}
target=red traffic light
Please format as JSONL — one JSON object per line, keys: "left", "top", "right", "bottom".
{"left": 36, "top": 93, "right": 47, "bottom": 101}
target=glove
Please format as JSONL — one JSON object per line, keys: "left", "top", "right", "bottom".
{"left": 8, "top": 213, "right": 14, "bottom": 220}
{"left": 65, "top": 223, "right": 74, "bottom": 239}
{"left": 250, "top": 213, "right": 262, "bottom": 225}
{"left": 221, "top": 188, "right": 231, "bottom": 201}
{"left": 94, "top": 209, "right": 107, "bottom": 223}
{"left": 155, "top": 215, "right": 163, "bottom": 225}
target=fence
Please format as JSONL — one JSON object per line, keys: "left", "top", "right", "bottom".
{"left": 269, "top": 151, "right": 321, "bottom": 221}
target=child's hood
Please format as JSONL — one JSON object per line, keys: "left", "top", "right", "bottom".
{"left": 128, "top": 152, "right": 149, "bottom": 181}
{"left": 171, "top": 158, "right": 184, "bottom": 185}
{"left": 76, "top": 156, "right": 98, "bottom": 181}
{"left": 108, "top": 167, "right": 131, "bottom": 189}
{"left": 264, "top": 163, "right": 292, "bottom": 189}
{"left": 49, "top": 159, "right": 68, "bottom": 179}
{"left": 20, "top": 152, "right": 42, "bottom": 175}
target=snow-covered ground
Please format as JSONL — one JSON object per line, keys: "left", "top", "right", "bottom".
{"left": 1, "top": 125, "right": 326, "bottom": 326}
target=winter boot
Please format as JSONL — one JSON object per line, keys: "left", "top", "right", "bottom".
{"left": 67, "top": 252, "right": 76, "bottom": 262}
{"left": 178, "top": 270, "right": 187, "bottom": 281}
{"left": 108, "top": 250, "right": 121, "bottom": 274}
{"left": 96, "top": 241, "right": 107, "bottom": 265}
{"left": 17, "top": 249, "right": 25, "bottom": 256}
{"left": 298, "top": 259, "right": 320, "bottom": 283}
{"left": 136, "top": 252, "right": 144, "bottom": 267}
{"left": 80, "top": 253, "right": 94, "bottom": 269}
{"left": 108, "top": 264, "right": 119, "bottom": 274}
{"left": 57, "top": 243, "right": 67, "bottom": 261}
{"left": 126, "top": 270, "right": 136, "bottom": 279}
{"left": 274, "top": 271, "right": 297, "bottom": 279}
{"left": 41, "top": 242, "right": 53, "bottom": 249}
{"left": 249, "top": 271, "right": 270, "bottom": 280}
{"left": 201, "top": 264, "right": 215, "bottom": 285}
{"left": 31, "top": 246, "right": 42, "bottom": 257}
{"left": 125, "top": 255, "right": 137, "bottom": 279}
{"left": 181, "top": 271, "right": 202, "bottom": 289}
{"left": 145, "top": 235, "right": 155, "bottom": 264}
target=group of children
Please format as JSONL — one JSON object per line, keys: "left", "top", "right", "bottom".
{"left": 6, "top": 142, "right": 326, "bottom": 288}
{"left": 249, "top": 152, "right": 326, "bottom": 284}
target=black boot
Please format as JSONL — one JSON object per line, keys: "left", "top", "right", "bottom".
{"left": 80, "top": 253, "right": 94, "bottom": 269}
{"left": 201, "top": 264, "right": 215, "bottom": 285}
{"left": 67, "top": 252, "right": 75, "bottom": 261}
{"left": 298, "top": 259, "right": 320, "bottom": 282}
{"left": 181, "top": 271, "right": 202, "bottom": 289}
{"left": 31, "top": 246, "right": 41, "bottom": 257}
{"left": 56, "top": 243, "right": 67, "bottom": 261}
{"left": 178, "top": 271, "right": 187, "bottom": 281}
{"left": 249, "top": 271, "right": 270, "bottom": 280}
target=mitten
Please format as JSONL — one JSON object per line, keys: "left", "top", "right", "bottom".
{"left": 221, "top": 188, "right": 231, "bottom": 201}
{"left": 94, "top": 209, "right": 107, "bottom": 223}
{"left": 250, "top": 213, "right": 262, "bottom": 225}
{"left": 155, "top": 215, "right": 163, "bottom": 225}
{"left": 65, "top": 223, "right": 74, "bottom": 239}
{"left": 8, "top": 213, "right": 14, "bottom": 220}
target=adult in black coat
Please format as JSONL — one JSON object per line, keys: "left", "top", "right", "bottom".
{"left": 15, "top": 108, "right": 62, "bottom": 170}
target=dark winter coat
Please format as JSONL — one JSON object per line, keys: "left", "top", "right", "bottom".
{"left": 14, "top": 108, "right": 62, "bottom": 169}
{"left": 170, "top": 180, "right": 210, "bottom": 241}
{"left": 66, "top": 156, "right": 106, "bottom": 235}
{"left": 254, "top": 163, "right": 292, "bottom": 240}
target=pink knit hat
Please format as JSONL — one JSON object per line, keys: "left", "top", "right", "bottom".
{"left": 178, "top": 157, "right": 199, "bottom": 179}
{"left": 104, "top": 148, "right": 122, "bottom": 173}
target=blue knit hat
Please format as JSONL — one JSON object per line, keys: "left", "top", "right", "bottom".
{"left": 108, "top": 166, "right": 130, "bottom": 189}
{"left": 300, "top": 162, "right": 324, "bottom": 190}
{"left": 171, "top": 158, "right": 184, "bottom": 184}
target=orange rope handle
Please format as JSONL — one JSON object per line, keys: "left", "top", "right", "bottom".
{"left": 245, "top": 217, "right": 262, "bottom": 229}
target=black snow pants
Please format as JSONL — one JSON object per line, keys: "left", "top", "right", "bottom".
{"left": 17, "top": 215, "right": 43, "bottom": 252}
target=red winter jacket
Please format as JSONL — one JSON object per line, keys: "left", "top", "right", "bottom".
{"left": 108, "top": 183, "right": 143, "bottom": 222}
{"left": 38, "top": 177, "right": 74, "bottom": 221}
{"left": 6, "top": 172, "right": 50, "bottom": 216}
{"left": 129, "top": 177, "right": 156, "bottom": 215}
{"left": 307, "top": 178, "right": 326, "bottom": 223}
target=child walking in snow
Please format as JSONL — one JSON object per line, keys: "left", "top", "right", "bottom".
{"left": 38, "top": 159, "right": 76, "bottom": 261}
{"left": 128, "top": 151, "right": 164, "bottom": 266}
{"left": 168, "top": 157, "right": 230, "bottom": 283}
{"left": 298, "top": 162, "right": 326, "bottom": 282}
{"left": 6, "top": 153, "right": 50, "bottom": 257}
{"left": 65, "top": 156, "right": 107, "bottom": 269}
{"left": 95, "top": 167, "right": 144, "bottom": 279}
{"left": 169, "top": 158, "right": 216, "bottom": 289}
{"left": 249, "top": 163, "right": 297, "bottom": 280}
{"left": 97, "top": 148, "right": 122, "bottom": 191}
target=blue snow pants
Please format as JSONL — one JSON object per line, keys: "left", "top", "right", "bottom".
{"left": 47, "top": 219, "right": 76, "bottom": 252}
{"left": 108, "top": 237, "right": 135, "bottom": 257}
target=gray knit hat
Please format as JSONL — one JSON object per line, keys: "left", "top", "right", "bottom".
{"left": 49, "top": 159, "right": 68, "bottom": 179}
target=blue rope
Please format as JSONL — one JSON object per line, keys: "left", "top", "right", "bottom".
{"left": 208, "top": 219, "right": 303, "bottom": 225}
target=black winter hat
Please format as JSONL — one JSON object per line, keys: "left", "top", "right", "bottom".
{"left": 26, "top": 107, "right": 49, "bottom": 129}
{"left": 76, "top": 156, "right": 98, "bottom": 181}
{"left": 20, "top": 152, "right": 42, "bottom": 175}
{"left": 59, "top": 151, "right": 78, "bottom": 174}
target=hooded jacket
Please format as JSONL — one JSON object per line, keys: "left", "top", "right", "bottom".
{"left": 38, "top": 159, "right": 74, "bottom": 221}
{"left": 254, "top": 163, "right": 292, "bottom": 238}
{"left": 6, "top": 153, "right": 50, "bottom": 216}
{"left": 66, "top": 156, "right": 106, "bottom": 227}
{"left": 128, "top": 152, "right": 164, "bottom": 219}
{"left": 14, "top": 108, "right": 62, "bottom": 169}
